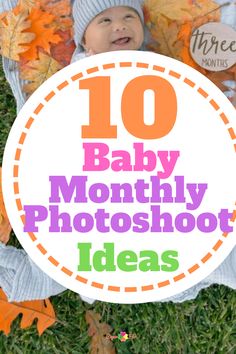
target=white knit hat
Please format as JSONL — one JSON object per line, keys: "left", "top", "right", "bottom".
{"left": 73, "top": 0, "right": 144, "bottom": 46}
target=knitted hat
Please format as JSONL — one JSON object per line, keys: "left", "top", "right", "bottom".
{"left": 73, "top": 0, "right": 144, "bottom": 46}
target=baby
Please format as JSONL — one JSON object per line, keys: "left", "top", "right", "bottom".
{"left": 0, "top": 0, "right": 235, "bottom": 304}
{"left": 72, "top": 0, "right": 145, "bottom": 61}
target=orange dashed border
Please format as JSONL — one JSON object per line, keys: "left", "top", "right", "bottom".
{"left": 12, "top": 61, "right": 236, "bottom": 293}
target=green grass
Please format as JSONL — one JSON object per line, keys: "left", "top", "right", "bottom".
{"left": 0, "top": 63, "right": 235, "bottom": 354}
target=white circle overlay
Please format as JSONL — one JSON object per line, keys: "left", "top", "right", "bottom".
{"left": 2, "top": 51, "right": 236, "bottom": 303}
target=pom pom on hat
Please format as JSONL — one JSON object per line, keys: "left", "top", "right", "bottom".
{"left": 73, "top": 0, "right": 144, "bottom": 46}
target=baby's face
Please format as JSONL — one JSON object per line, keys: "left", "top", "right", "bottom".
{"left": 83, "top": 6, "right": 144, "bottom": 54}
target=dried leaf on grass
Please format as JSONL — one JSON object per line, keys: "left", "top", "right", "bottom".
{"left": 0, "top": 168, "right": 11, "bottom": 245}
{"left": 20, "top": 8, "right": 61, "bottom": 61}
{"left": 0, "top": 10, "right": 35, "bottom": 61}
{"left": 86, "top": 310, "right": 116, "bottom": 354}
{"left": 20, "top": 51, "right": 62, "bottom": 94}
{"left": 0, "top": 288, "right": 56, "bottom": 336}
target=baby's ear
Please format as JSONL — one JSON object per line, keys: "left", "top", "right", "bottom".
{"left": 81, "top": 36, "right": 94, "bottom": 55}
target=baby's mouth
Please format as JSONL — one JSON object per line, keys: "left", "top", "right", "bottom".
{"left": 112, "top": 37, "right": 131, "bottom": 45}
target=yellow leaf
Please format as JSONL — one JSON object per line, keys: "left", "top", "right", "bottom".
{"left": 20, "top": 51, "right": 62, "bottom": 94}
{"left": 144, "top": 0, "right": 196, "bottom": 22}
{"left": 0, "top": 10, "right": 35, "bottom": 61}
{"left": 0, "top": 11, "right": 8, "bottom": 22}
{"left": 18, "top": 0, "right": 39, "bottom": 11}
{"left": 191, "top": 0, "right": 221, "bottom": 25}
{"left": 0, "top": 288, "right": 56, "bottom": 336}
{"left": 150, "top": 16, "right": 183, "bottom": 60}
{"left": 144, "top": 0, "right": 220, "bottom": 27}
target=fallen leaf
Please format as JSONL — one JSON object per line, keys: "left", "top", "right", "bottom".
{"left": 0, "top": 168, "right": 11, "bottom": 244}
{"left": 206, "top": 71, "right": 235, "bottom": 92}
{"left": 40, "top": 0, "right": 73, "bottom": 31}
{"left": 144, "top": 0, "right": 220, "bottom": 68}
{"left": 144, "top": 0, "right": 197, "bottom": 22}
{"left": 0, "top": 10, "right": 35, "bottom": 61}
{"left": 50, "top": 29, "right": 75, "bottom": 66}
{"left": 20, "top": 51, "right": 62, "bottom": 94}
{"left": 86, "top": 310, "right": 116, "bottom": 354}
{"left": 0, "top": 288, "right": 56, "bottom": 336}
{"left": 0, "top": 11, "right": 8, "bottom": 22}
{"left": 18, "top": 0, "right": 39, "bottom": 11}
{"left": 192, "top": 0, "right": 222, "bottom": 25}
{"left": 177, "top": 22, "right": 206, "bottom": 73}
{"left": 150, "top": 16, "right": 183, "bottom": 60}
{"left": 176, "top": 0, "right": 220, "bottom": 72}
{"left": 227, "top": 65, "right": 236, "bottom": 81}
{"left": 20, "top": 8, "right": 61, "bottom": 61}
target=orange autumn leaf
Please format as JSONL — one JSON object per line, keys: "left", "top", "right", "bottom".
{"left": 20, "top": 51, "right": 62, "bottom": 94}
{"left": 0, "top": 288, "right": 56, "bottom": 336}
{"left": 143, "top": 4, "right": 151, "bottom": 26}
{"left": 177, "top": 22, "right": 206, "bottom": 73}
{"left": 39, "top": 0, "right": 73, "bottom": 31}
{"left": 0, "top": 10, "right": 35, "bottom": 61}
{"left": 20, "top": 8, "right": 61, "bottom": 61}
{"left": 0, "top": 168, "right": 11, "bottom": 245}
{"left": 86, "top": 310, "right": 116, "bottom": 354}
{"left": 228, "top": 65, "right": 236, "bottom": 81}
{"left": 0, "top": 11, "right": 8, "bottom": 22}
{"left": 50, "top": 29, "right": 75, "bottom": 66}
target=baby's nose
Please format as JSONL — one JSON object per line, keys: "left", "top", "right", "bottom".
{"left": 113, "top": 20, "right": 127, "bottom": 31}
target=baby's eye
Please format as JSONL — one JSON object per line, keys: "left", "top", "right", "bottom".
{"left": 125, "top": 14, "right": 135, "bottom": 19}
{"left": 99, "top": 17, "right": 111, "bottom": 24}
